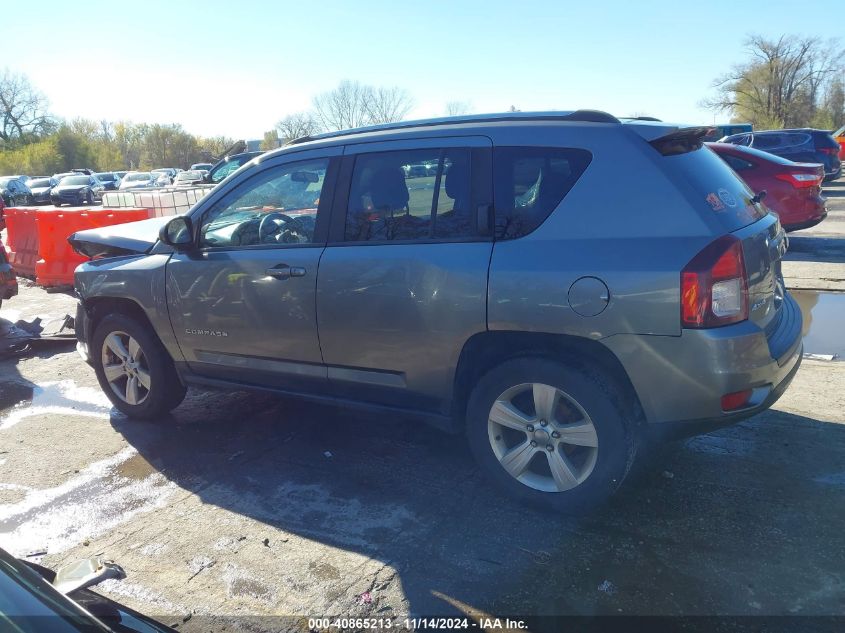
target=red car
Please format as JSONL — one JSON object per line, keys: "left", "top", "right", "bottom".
{"left": 707, "top": 142, "right": 827, "bottom": 232}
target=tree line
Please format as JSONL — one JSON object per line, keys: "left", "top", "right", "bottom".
{"left": 705, "top": 35, "right": 845, "bottom": 130}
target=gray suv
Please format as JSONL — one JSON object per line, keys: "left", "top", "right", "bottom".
{"left": 70, "top": 111, "right": 803, "bottom": 512}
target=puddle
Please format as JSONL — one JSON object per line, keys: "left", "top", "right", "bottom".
{"left": 0, "top": 447, "right": 177, "bottom": 556}
{"left": 0, "top": 380, "right": 113, "bottom": 430}
{"left": 792, "top": 291, "right": 845, "bottom": 360}
{"left": 0, "top": 382, "right": 35, "bottom": 413}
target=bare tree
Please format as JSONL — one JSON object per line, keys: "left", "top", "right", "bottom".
{"left": 275, "top": 111, "right": 321, "bottom": 142}
{"left": 704, "top": 35, "right": 845, "bottom": 128}
{"left": 0, "top": 69, "right": 55, "bottom": 143}
{"left": 364, "top": 85, "right": 413, "bottom": 124}
{"left": 445, "top": 100, "right": 472, "bottom": 116}
{"left": 312, "top": 80, "right": 413, "bottom": 131}
{"left": 313, "top": 80, "right": 373, "bottom": 131}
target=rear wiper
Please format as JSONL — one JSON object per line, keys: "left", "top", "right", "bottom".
{"left": 750, "top": 190, "right": 767, "bottom": 205}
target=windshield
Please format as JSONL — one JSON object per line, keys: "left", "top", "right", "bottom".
{"left": 95, "top": 173, "right": 115, "bottom": 181}
{"left": 29, "top": 178, "right": 52, "bottom": 188}
{"left": 177, "top": 171, "right": 202, "bottom": 180}
{"left": 0, "top": 178, "right": 13, "bottom": 187}
{"left": 59, "top": 176, "right": 89, "bottom": 186}
{"left": 125, "top": 173, "right": 151, "bottom": 182}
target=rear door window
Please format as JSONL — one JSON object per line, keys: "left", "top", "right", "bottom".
{"left": 344, "top": 148, "right": 473, "bottom": 242}
{"left": 493, "top": 147, "right": 592, "bottom": 239}
{"left": 662, "top": 146, "right": 767, "bottom": 231}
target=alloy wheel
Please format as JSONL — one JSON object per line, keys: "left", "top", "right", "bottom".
{"left": 487, "top": 382, "right": 599, "bottom": 492}
{"left": 101, "top": 331, "right": 151, "bottom": 406}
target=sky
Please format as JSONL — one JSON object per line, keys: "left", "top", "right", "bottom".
{"left": 1, "top": 0, "right": 841, "bottom": 140}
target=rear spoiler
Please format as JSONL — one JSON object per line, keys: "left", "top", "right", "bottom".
{"left": 650, "top": 126, "right": 715, "bottom": 156}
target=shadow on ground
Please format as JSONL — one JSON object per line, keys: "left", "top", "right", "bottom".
{"left": 111, "top": 395, "right": 845, "bottom": 619}
{"left": 784, "top": 236, "right": 845, "bottom": 263}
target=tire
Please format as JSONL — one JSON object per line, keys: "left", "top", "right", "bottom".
{"left": 465, "top": 357, "right": 638, "bottom": 513}
{"left": 91, "top": 313, "right": 186, "bottom": 419}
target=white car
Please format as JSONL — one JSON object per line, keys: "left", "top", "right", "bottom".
{"left": 118, "top": 172, "right": 157, "bottom": 190}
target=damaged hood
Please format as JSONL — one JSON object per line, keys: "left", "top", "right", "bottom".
{"left": 69, "top": 216, "right": 172, "bottom": 258}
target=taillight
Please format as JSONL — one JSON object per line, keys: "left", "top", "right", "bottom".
{"left": 681, "top": 236, "right": 748, "bottom": 328}
{"left": 774, "top": 173, "right": 822, "bottom": 188}
{"left": 819, "top": 147, "right": 837, "bottom": 155}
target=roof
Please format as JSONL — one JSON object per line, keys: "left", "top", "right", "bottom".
{"left": 285, "top": 110, "right": 621, "bottom": 146}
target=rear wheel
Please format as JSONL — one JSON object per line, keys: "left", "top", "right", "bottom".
{"left": 466, "top": 357, "right": 638, "bottom": 513}
{"left": 92, "top": 313, "right": 186, "bottom": 418}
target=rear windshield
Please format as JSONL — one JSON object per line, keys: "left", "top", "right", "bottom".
{"left": 725, "top": 144, "right": 798, "bottom": 166}
{"left": 813, "top": 132, "right": 839, "bottom": 149}
{"left": 661, "top": 146, "right": 767, "bottom": 231}
{"left": 29, "top": 178, "right": 52, "bottom": 187}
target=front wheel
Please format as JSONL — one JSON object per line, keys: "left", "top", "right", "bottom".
{"left": 85, "top": 189, "right": 94, "bottom": 205}
{"left": 92, "top": 313, "right": 186, "bottom": 418}
{"left": 465, "top": 357, "right": 638, "bottom": 513}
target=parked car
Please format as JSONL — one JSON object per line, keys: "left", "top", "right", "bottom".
{"left": 708, "top": 142, "right": 826, "bottom": 232}
{"left": 50, "top": 174, "right": 105, "bottom": 206}
{"left": 153, "top": 172, "right": 173, "bottom": 188}
{"left": 0, "top": 547, "right": 172, "bottom": 632}
{"left": 70, "top": 111, "right": 802, "bottom": 512}
{"left": 173, "top": 169, "right": 205, "bottom": 187}
{"left": 25, "top": 176, "right": 58, "bottom": 204}
{"left": 204, "top": 150, "right": 264, "bottom": 184}
{"left": 151, "top": 167, "right": 177, "bottom": 184}
{"left": 722, "top": 128, "right": 842, "bottom": 181}
{"left": 119, "top": 171, "right": 158, "bottom": 190}
{"left": 832, "top": 124, "right": 845, "bottom": 160}
{"left": 94, "top": 171, "right": 121, "bottom": 191}
{"left": 190, "top": 162, "right": 214, "bottom": 171}
{"left": 0, "top": 176, "right": 32, "bottom": 206}
{"left": 702, "top": 123, "right": 753, "bottom": 142}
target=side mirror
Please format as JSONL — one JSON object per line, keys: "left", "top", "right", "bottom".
{"left": 159, "top": 216, "right": 194, "bottom": 250}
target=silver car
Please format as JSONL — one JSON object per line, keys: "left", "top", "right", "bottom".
{"left": 70, "top": 111, "right": 802, "bottom": 512}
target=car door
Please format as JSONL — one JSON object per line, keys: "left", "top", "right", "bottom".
{"left": 166, "top": 149, "right": 339, "bottom": 391}
{"left": 317, "top": 136, "right": 493, "bottom": 414}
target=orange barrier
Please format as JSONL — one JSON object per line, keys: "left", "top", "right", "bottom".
{"left": 34, "top": 207, "right": 155, "bottom": 287}
{"left": 3, "top": 208, "right": 40, "bottom": 278}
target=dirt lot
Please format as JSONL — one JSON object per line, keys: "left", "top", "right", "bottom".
{"left": 1, "top": 182, "right": 845, "bottom": 631}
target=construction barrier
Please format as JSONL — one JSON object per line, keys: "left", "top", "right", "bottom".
{"left": 3, "top": 208, "right": 39, "bottom": 277}
{"left": 33, "top": 207, "right": 155, "bottom": 287}
{"left": 102, "top": 186, "right": 214, "bottom": 217}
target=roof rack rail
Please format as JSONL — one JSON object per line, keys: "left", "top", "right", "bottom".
{"left": 284, "top": 110, "right": 619, "bottom": 146}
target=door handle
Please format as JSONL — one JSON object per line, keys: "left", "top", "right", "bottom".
{"left": 265, "top": 265, "right": 306, "bottom": 280}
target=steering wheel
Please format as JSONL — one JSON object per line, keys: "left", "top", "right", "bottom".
{"left": 258, "top": 211, "right": 299, "bottom": 243}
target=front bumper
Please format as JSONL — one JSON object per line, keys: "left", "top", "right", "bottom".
{"left": 75, "top": 300, "right": 93, "bottom": 364}
{"left": 602, "top": 292, "right": 803, "bottom": 435}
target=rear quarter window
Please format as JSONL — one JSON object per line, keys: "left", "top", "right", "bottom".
{"left": 493, "top": 147, "right": 592, "bottom": 239}
{"left": 662, "top": 146, "right": 767, "bottom": 231}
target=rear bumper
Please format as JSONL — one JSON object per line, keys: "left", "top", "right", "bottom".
{"left": 601, "top": 292, "right": 803, "bottom": 434}
{"left": 784, "top": 209, "right": 827, "bottom": 232}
